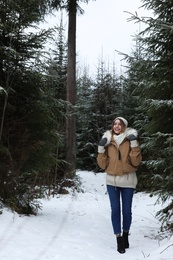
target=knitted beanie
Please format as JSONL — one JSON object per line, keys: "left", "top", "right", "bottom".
{"left": 113, "top": 117, "right": 128, "bottom": 128}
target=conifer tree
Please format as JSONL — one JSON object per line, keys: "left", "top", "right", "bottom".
{"left": 51, "top": 0, "right": 90, "bottom": 179}
{"left": 93, "top": 61, "right": 122, "bottom": 138}
{"left": 127, "top": 0, "right": 173, "bottom": 229}
{"left": 76, "top": 67, "right": 95, "bottom": 170}
{"left": 76, "top": 61, "right": 122, "bottom": 171}
{"left": 0, "top": 0, "right": 55, "bottom": 213}
{"left": 44, "top": 20, "right": 68, "bottom": 183}
{"left": 121, "top": 47, "right": 154, "bottom": 191}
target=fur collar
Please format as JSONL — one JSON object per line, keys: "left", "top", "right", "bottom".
{"left": 101, "top": 127, "right": 138, "bottom": 146}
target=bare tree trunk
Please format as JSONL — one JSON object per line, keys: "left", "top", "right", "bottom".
{"left": 65, "top": 0, "right": 76, "bottom": 179}
{"left": 0, "top": 88, "right": 8, "bottom": 142}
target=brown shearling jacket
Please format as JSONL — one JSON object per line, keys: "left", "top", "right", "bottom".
{"left": 97, "top": 138, "right": 142, "bottom": 176}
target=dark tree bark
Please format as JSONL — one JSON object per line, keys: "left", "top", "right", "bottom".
{"left": 65, "top": 0, "right": 77, "bottom": 178}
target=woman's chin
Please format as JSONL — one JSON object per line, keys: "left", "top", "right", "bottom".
{"left": 114, "top": 132, "right": 121, "bottom": 135}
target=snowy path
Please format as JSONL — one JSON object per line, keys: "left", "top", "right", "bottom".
{"left": 0, "top": 170, "right": 172, "bottom": 260}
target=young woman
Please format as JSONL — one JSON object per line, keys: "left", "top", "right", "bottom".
{"left": 97, "top": 117, "right": 142, "bottom": 254}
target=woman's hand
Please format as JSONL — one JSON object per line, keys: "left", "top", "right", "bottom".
{"left": 126, "top": 128, "right": 138, "bottom": 148}
{"left": 98, "top": 137, "right": 107, "bottom": 153}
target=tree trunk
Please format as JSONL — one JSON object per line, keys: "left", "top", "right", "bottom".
{"left": 65, "top": 0, "right": 76, "bottom": 179}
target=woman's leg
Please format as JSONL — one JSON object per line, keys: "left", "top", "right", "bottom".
{"left": 121, "top": 187, "right": 134, "bottom": 232}
{"left": 107, "top": 185, "right": 121, "bottom": 235}
{"left": 107, "top": 185, "right": 126, "bottom": 253}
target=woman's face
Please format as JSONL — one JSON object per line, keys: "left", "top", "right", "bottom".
{"left": 112, "top": 119, "right": 122, "bottom": 135}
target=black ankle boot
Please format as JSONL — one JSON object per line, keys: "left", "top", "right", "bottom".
{"left": 116, "top": 236, "right": 125, "bottom": 254}
{"left": 123, "top": 231, "right": 129, "bottom": 248}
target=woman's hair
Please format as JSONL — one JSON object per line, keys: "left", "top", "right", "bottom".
{"left": 112, "top": 118, "right": 126, "bottom": 133}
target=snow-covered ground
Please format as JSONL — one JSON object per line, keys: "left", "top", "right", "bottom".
{"left": 0, "top": 170, "right": 172, "bottom": 260}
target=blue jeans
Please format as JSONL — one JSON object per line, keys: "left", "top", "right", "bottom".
{"left": 107, "top": 185, "right": 134, "bottom": 235}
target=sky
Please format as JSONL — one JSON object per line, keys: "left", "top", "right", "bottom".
{"left": 76, "top": 0, "right": 148, "bottom": 76}
{"left": 0, "top": 170, "right": 172, "bottom": 260}
{"left": 42, "top": 0, "right": 152, "bottom": 77}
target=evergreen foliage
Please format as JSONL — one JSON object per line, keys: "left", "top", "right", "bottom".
{"left": 122, "top": 0, "right": 173, "bottom": 230}
{"left": 141, "top": 1, "right": 173, "bottom": 229}
{"left": 76, "top": 68, "right": 95, "bottom": 170}
{"left": 120, "top": 50, "right": 154, "bottom": 191}
{"left": 43, "top": 21, "right": 68, "bottom": 182}
{"left": 76, "top": 62, "right": 122, "bottom": 171}
{"left": 0, "top": 0, "right": 65, "bottom": 214}
{"left": 0, "top": 0, "right": 172, "bottom": 232}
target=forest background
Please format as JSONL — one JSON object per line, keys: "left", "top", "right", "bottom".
{"left": 0, "top": 0, "right": 172, "bottom": 234}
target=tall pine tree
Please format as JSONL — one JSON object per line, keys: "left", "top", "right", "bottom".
{"left": 126, "top": 0, "right": 173, "bottom": 229}
{"left": 0, "top": 0, "right": 55, "bottom": 213}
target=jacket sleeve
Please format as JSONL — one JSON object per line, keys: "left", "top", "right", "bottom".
{"left": 97, "top": 153, "right": 108, "bottom": 170}
{"left": 129, "top": 145, "right": 142, "bottom": 167}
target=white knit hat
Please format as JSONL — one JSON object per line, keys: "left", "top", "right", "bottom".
{"left": 113, "top": 117, "right": 128, "bottom": 128}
